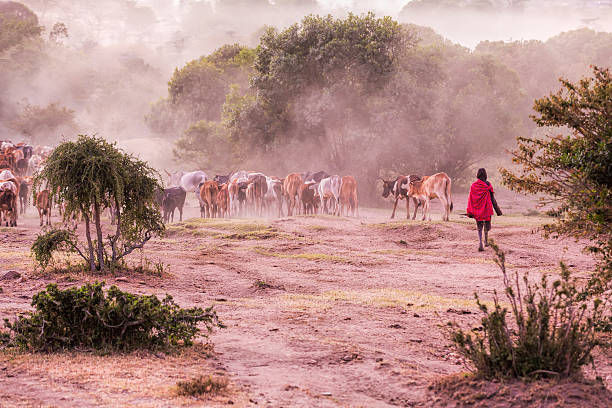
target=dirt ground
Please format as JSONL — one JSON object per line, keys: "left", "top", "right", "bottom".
{"left": 0, "top": 188, "right": 610, "bottom": 407}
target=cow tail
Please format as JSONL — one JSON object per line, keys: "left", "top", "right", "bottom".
{"left": 447, "top": 177, "right": 453, "bottom": 212}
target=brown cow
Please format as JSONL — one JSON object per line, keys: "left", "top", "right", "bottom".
{"left": 283, "top": 173, "right": 303, "bottom": 216}
{"left": 339, "top": 176, "right": 359, "bottom": 217}
{"left": 381, "top": 175, "right": 422, "bottom": 219}
{"left": 407, "top": 172, "right": 453, "bottom": 221}
{"left": 35, "top": 189, "right": 52, "bottom": 226}
{"left": 217, "top": 183, "right": 230, "bottom": 218}
{"left": 299, "top": 182, "right": 318, "bottom": 215}
{"left": 246, "top": 173, "right": 268, "bottom": 217}
{"left": 199, "top": 181, "right": 219, "bottom": 218}
{"left": 0, "top": 180, "right": 18, "bottom": 227}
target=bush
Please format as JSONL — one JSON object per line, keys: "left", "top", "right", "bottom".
{"left": 1, "top": 282, "right": 222, "bottom": 352}
{"left": 31, "top": 228, "right": 79, "bottom": 270}
{"left": 451, "top": 242, "right": 611, "bottom": 379}
{"left": 176, "top": 375, "right": 228, "bottom": 397}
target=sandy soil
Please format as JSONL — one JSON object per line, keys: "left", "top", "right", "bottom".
{"left": 0, "top": 189, "right": 610, "bottom": 407}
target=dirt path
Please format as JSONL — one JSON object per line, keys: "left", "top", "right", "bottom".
{"left": 0, "top": 191, "right": 610, "bottom": 407}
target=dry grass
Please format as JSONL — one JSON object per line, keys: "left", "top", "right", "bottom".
{"left": 175, "top": 375, "right": 229, "bottom": 397}
{"left": 279, "top": 288, "right": 483, "bottom": 311}
{"left": 253, "top": 247, "right": 351, "bottom": 264}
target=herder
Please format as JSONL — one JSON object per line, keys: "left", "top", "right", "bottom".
{"left": 467, "top": 168, "right": 502, "bottom": 251}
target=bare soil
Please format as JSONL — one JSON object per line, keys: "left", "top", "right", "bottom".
{"left": 1, "top": 189, "right": 610, "bottom": 407}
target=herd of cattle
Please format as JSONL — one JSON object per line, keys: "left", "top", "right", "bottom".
{"left": 1, "top": 139, "right": 455, "bottom": 228}
{"left": 0, "top": 141, "right": 51, "bottom": 227}
{"left": 159, "top": 170, "right": 360, "bottom": 222}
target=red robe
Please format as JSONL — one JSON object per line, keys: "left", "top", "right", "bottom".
{"left": 467, "top": 179, "right": 494, "bottom": 221}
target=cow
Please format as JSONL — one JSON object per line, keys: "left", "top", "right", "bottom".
{"left": 246, "top": 173, "right": 268, "bottom": 217}
{"left": 214, "top": 174, "right": 231, "bottom": 184}
{"left": 0, "top": 169, "right": 15, "bottom": 180}
{"left": 28, "top": 155, "right": 43, "bottom": 176}
{"left": 302, "top": 170, "right": 330, "bottom": 183}
{"left": 166, "top": 170, "right": 209, "bottom": 193}
{"left": 264, "top": 176, "right": 284, "bottom": 217}
{"left": 317, "top": 175, "right": 341, "bottom": 216}
{"left": 160, "top": 187, "right": 186, "bottom": 223}
{"left": 35, "top": 189, "right": 52, "bottom": 226}
{"left": 19, "top": 178, "right": 29, "bottom": 214}
{"left": 283, "top": 173, "right": 303, "bottom": 216}
{"left": 217, "top": 183, "right": 230, "bottom": 218}
{"left": 199, "top": 181, "right": 219, "bottom": 218}
{"left": 0, "top": 180, "right": 18, "bottom": 227}
{"left": 381, "top": 175, "right": 423, "bottom": 219}
{"left": 299, "top": 182, "right": 318, "bottom": 215}
{"left": 339, "top": 176, "right": 359, "bottom": 217}
{"left": 407, "top": 172, "right": 454, "bottom": 221}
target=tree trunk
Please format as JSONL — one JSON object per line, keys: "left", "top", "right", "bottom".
{"left": 93, "top": 200, "right": 105, "bottom": 271}
{"left": 82, "top": 211, "right": 96, "bottom": 272}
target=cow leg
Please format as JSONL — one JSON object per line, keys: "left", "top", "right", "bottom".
{"left": 391, "top": 197, "right": 399, "bottom": 219}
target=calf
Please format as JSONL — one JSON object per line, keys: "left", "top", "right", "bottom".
{"left": 381, "top": 175, "right": 422, "bottom": 219}
{"left": 339, "top": 176, "right": 359, "bottom": 217}
{"left": 299, "top": 182, "right": 318, "bottom": 215}
{"left": 317, "top": 175, "right": 341, "bottom": 216}
{"left": 283, "top": 173, "right": 303, "bottom": 216}
{"left": 199, "top": 181, "right": 219, "bottom": 218}
{"left": 35, "top": 189, "right": 52, "bottom": 226}
{"left": 407, "top": 172, "right": 453, "bottom": 221}
{"left": 161, "top": 187, "right": 186, "bottom": 223}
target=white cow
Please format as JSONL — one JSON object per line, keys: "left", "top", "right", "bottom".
{"left": 0, "top": 169, "right": 16, "bottom": 180}
{"left": 264, "top": 176, "right": 283, "bottom": 217}
{"left": 166, "top": 170, "right": 209, "bottom": 193}
{"left": 317, "top": 175, "right": 341, "bottom": 216}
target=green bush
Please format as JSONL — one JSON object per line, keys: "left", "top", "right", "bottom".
{"left": 451, "top": 242, "right": 611, "bottom": 379}
{"left": 1, "top": 282, "right": 222, "bottom": 352}
{"left": 31, "top": 227, "right": 79, "bottom": 270}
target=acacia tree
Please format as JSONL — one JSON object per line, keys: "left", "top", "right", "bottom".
{"left": 34, "top": 135, "right": 164, "bottom": 272}
{"left": 501, "top": 66, "right": 612, "bottom": 291}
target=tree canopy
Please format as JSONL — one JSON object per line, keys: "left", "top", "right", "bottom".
{"left": 502, "top": 66, "right": 612, "bottom": 291}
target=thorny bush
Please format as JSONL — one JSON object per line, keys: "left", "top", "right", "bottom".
{"left": 451, "top": 242, "right": 611, "bottom": 379}
{"left": 1, "top": 282, "right": 222, "bottom": 352}
{"left": 30, "top": 227, "right": 79, "bottom": 270}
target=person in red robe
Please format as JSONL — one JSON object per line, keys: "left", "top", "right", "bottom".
{"left": 467, "top": 168, "right": 502, "bottom": 251}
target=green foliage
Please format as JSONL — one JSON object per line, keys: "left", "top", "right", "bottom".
{"left": 146, "top": 43, "right": 255, "bottom": 137}
{"left": 34, "top": 135, "right": 164, "bottom": 272}
{"left": 176, "top": 375, "right": 228, "bottom": 396}
{"left": 173, "top": 120, "right": 233, "bottom": 172}
{"left": 30, "top": 227, "right": 78, "bottom": 270}
{"left": 451, "top": 242, "right": 610, "bottom": 379}
{"left": 501, "top": 66, "right": 612, "bottom": 291}
{"left": 0, "top": 1, "right": 42, "bottom": 52}
{"left": 10, "top": 103, "right": 77, "bottom": 143}
{"left": 1, "top": 282, "right": 222, "bottom": 352}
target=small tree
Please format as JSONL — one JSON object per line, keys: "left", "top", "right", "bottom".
{"left": 501, "top": 66, "right": 612, "bottom": 293}
{"left": 33, "top": 135, "right": 164, "bottom": 272}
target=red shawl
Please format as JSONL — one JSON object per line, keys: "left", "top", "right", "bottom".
{"left": 467, "top": 179, "right": 494, "bottom": 221}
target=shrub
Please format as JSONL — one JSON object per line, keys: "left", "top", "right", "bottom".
{"left": 451, "top": 242, "right": 611, "bottom": 379}
{"left": 176, "top": 375, "right": 228, "bottom": 397}
{"left": 1, "top": 282, "right": 222, "bottom": 352}
{"left": 31, "top": 227, "right": 79, "bottom": 270}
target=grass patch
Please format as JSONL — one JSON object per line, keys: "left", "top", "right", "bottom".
{"left": 307, "top": 225, "right": 329, "bottom": 232}
{"left": 280, "top": 288, "right": 486, "bottom": 311}
{"left": 254, "top": 247, "right": 351, "bottom": 264}
{"left": 176, "top": 375, "right": 228, "bottom": 397}
{"left": 218, "top": 228, "right": 278, "bottom": 240}
{"left": 296, "top": 214, "right": 349, "bottom": 221}
{"left": 166, "top": 218, "right": 277, "bottom": 239}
